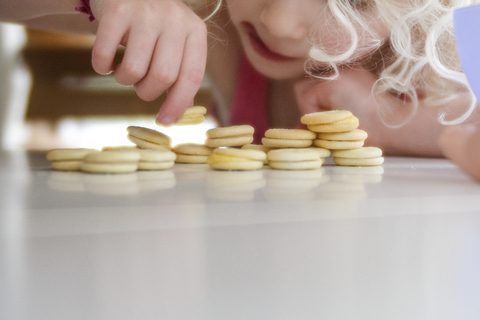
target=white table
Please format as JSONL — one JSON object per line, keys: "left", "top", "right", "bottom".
{"left": 1, "top": 151, "right": 480, "bottom": 320}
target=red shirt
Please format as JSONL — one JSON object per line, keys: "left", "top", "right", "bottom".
{"left": 228, "top": 56, "right": 270, "bottom": 144}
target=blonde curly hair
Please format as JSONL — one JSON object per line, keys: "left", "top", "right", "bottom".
{"left": 308, "top": 0, "right": 480, "bottom": 125}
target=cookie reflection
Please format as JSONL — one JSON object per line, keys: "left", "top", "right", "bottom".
{"left": 263, "top": 168, "right": 329, "bottom": 201}
{"left": 332, "top": 166, "right": 384, "bottom": 184}
{"left": 316, "top": 165, "right": 384, "bottom": 200}
{"left": 47, "top": 171, "right": 85, "bottom": 192}
{"left": 47, "top": 170, "right": 176, "bottom": 195}
{"left": 137, "top": 170, "right": 176, "bottom": 192}
{"left": 81, "top": 173, "right": 140, "bottom": 195}
{"left": 206, "top": 170, "right": 266, "bottom": 201}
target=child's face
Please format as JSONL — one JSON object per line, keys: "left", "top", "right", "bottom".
{"left": 226, "top": 0, "right": 388, "bottom": 80}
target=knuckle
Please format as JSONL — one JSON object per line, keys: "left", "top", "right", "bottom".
{"left": 106, "top": 2, "right": 130, "bottom": 18}
{"left": 115, "top": 71, "right": 140, "bottom": 86}
{"left": 152, "top": 65, "right": 178, "bottom": 86}
{"left": 135, "top": 86, "right": 159, "bottom": 102}
{"left": 164, "top": 2, "right": 189, "bottom": 19}
{"left": 122, "top": 63, "right": 146, "bottom": 83}
{"left": 184, "top": 67, "right": 205, "bottom": 87}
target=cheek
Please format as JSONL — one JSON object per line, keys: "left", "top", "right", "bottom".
{"left": 313, "top": 9, "right": 389, "bottom": 58}
{"left": 316, "top": 26, "right": 352, "bottom": 56}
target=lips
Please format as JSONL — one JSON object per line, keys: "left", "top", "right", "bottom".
{"left": 241, "top": 22, "right": 297, "bottom": 62}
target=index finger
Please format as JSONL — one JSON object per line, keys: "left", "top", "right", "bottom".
{"left": 156, "top": 30, "right": 207, "bottom": 125}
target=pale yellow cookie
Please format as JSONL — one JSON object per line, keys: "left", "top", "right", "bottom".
{"left": 127, "top": 135, "right": 172, "bottom": 150}
{"left": 81, "top": 150, "right": 141, "bottom": 174}
{"left": 175, "top": 154, "right": 210, "bottom": 164}
{"left": 171, "top": 116, "right": 205, "bottom": 126}
{"left": 138, "top": 161, "right": 175, "bottom": 170}
{"left": 307, "top": 116, "right": 359, "bottom": 133}
{"left": 301, "top": 110, "right": 353, "bottom": 125}
{"left": 333, "top": 157, "right": 384, "bottom": 166}
{"left": 267, "top": 148, "right": 322, "bottom": 170}
{"left": 205, "top": 125, "right": 255, "bottom": 148}
{"left": 317, "top": 129, "right": 368, "bottom": 141}
{"left": 50, "top": 160, "right": 84, "bottom": 171}
{"left": 205, "top": 125, "right": 254, "bottom": 139}
{"left": 241, "top": 144, "right": 272, "bottom": 164}
{"left": 46, "top": 148, "right": 99, "bottom": 161}
{"left": 137, "top": 149, "right": 176, "bottom": 162}
{"left": 264, "top": 128, "right": 316, "bottom": 140}
{"left": 206, "top": 134, "right": 254, "bottom": 148}
{"left": 173, "top": 143, "right": 213, "bottom": 156}
{"left": 135, "top": 149, "right": 176, "bottom": 170}
{"left": 308, "top": 147, "right": 331, "bottom": 158}
{"left": 213, "top": 147, "right": 267, "bottom": 161}
{"left": 267, "top": 148, "right": 320, "bottom": 162}
{"left": 241, "top": 144, "right": 272, "bottom": 153}
{"left": 181, "top": 106, "right": 207, "bottom": 117}
{"left": 156, "top": 106, "right": 207, "bottom": 127}
{"left": 101, "top": 145, "right": 140, "bottom": 152}
{"left": 207, "top": 148, "right": 266, "bottom": 171}
{"left": 331, "top": 147, "right": 383, "bottom": 158}
{"left": 262, "top": 137, "right": 313, "bottom": 148}
{"left": 313, "top": 139, "right": 364, "bottom": 150}
{"left": 126, "top": 126, "right": 172, "bottom": 147}
{"left": 84, "top": 150, "right": 141, "bottom": 163}
{"left": 173, "top": 143, "right": 213, "bottom": 164}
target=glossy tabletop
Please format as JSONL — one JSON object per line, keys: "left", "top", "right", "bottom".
{"left": 1, "top": 151, "right": 480, "bottom": 320}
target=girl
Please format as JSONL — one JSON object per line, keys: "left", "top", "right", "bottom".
{"left": 2, "top": 0, "right": 479, "bottom": 178}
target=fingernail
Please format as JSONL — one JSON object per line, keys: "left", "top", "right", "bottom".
{"left": 157, "top": 115, "right": 175, "bottom": 126}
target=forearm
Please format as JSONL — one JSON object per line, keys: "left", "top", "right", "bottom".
{"left": 0, "top": 0, "right": 82, "bottom": 21}
{"left": 0, "top": 0, "right": 98, "bottom": 35}
{"left": 20, "top": 14, "right": 98, "bottom": 35}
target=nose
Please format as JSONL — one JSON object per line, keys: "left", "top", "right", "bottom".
{"left": 260, "top": 1, "right": 309, "bottom": 40}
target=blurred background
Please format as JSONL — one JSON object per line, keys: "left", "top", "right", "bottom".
{"left": 0, "top": 22, "right": 216, "bottom": 151}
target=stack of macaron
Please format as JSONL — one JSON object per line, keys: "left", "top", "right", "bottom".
{"left": 81, "top": 150, "right": 141, "bottom": 174}
{"left": 205, "top": 125, "right": 254, "bottom": 148}
{"left": 173, "top": 143, "right": 213, "bottom": 164}
{"left": 156, "top": 106, "right": 207, "bottom": 127}
{"left": 267, "top": 148, "right": 323, "bottom": 170}
{"left": 127, "top": 126, "right": 172, "bottom": 150}
{"left": 331, "top": 147, "right": 384, "bottom": 167}
{"left": 262, "top": 128, "right": 316, "bottom": 148}
{"left": 46, "top": 148, "right": 99, "bottom": 171}
{"left": 300, "top": 110, "right": 383, "bottom": 167}
{"left": 206, "top": 147, "right": 266, "bottom": 171}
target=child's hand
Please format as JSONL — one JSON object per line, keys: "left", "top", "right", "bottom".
{"left": 294, "top": 65, "right": 446, "bottom": 157}
{"left": 90, "top": 0, "right": 207, "bottom": 125}
{"left": 438, "top": 124, "right": 480, "bottom": 181}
